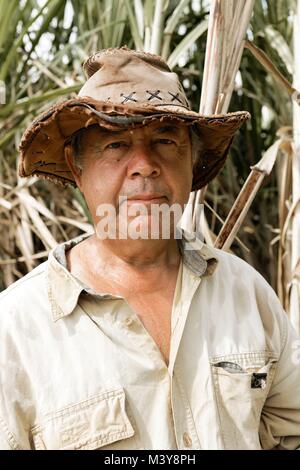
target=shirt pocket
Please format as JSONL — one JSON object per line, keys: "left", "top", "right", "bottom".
{"left": 210, "top": 352, "right": 278, "bottom": 450}
{"left": 31, "top": 388, "right": 137, "bottom": 450}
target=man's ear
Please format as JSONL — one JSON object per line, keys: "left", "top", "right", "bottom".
{"left": 64, "top": 145, "right": 83, "bottom": 191}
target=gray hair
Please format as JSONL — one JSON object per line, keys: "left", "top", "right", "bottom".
{"left": 68, "top": 125, "right": 99, "bottom": 171}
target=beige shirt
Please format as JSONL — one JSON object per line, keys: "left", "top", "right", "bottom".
{"left": 0, "top": 233, "right": 300, "bottom": 450}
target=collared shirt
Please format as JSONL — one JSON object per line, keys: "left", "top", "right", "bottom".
{"left": 0, "top": 233, "right": 300, "bottom": 450}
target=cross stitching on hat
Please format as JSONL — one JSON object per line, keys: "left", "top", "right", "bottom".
{"left": 33, "top": 160, "right": 54, "bottom": 168}
{"left": 120, "top": 92, "right": 137, "bottom": 103}
{"left": 146, "top": 90, "right": 163, "bottom": 101}
{"left": 168, "top": 91, "right": 184, "bottom": 104}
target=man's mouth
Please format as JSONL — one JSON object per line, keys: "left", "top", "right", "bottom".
{"left": 126, "top": 194, "right": 168, "bottom": 203}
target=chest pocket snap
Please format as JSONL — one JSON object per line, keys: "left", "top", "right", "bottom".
{"left": 210, "top": 352, "right": 278, "bottom": 450}
{"left": 31, "top": 388, "right": 136, "bottom": 450}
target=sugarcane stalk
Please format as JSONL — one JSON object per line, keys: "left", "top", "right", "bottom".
{"left": 199, "top": 0, "right": 224, "bottom": 114}
{"left": 214, "top": 171, "right": 263, "bottom": 250}
{"left": 134, "top": 0, "right": 144, "bottom": 39}
{"left": 193, "top": 0, "right": 255, "bottom": 238}
{"left": 214, "top": 139, "right": 281, "bottom": 250}
{"left": 276, "top": 127, "right": 293, "bottom": 309}
{"left": 149, "top": 0, "right": 165, "bottom": 54}
{"left": 290, "top": 0, "right": 300, "bottom": 331}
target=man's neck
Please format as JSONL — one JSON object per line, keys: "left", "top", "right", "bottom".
{"left": 86, "top": 235, "right": 181, "bottom": 272}
{"left": 66, "top": 234, "right": 182, "bottom": 295}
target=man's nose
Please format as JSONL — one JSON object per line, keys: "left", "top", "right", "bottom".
{"left": 127, "top": 144, "right": 160, "bottom": 179}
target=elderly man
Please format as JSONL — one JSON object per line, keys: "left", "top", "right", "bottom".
{"left": 0, "top": 47, "right": 300, "bottom": 451}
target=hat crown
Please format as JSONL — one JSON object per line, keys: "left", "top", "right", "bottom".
{"left": 83, "top": 47, "right": 171, "bottom": 78}
{"left": 78, "top": 47, "right": 190, "bottom": 110}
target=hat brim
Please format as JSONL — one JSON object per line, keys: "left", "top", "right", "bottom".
{"left": 19, "top": 97, "right": 250, "bottom": 191}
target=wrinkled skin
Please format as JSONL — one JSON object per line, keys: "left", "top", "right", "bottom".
{"left": 65, "top": 119, "right": 193, "bottom": 253}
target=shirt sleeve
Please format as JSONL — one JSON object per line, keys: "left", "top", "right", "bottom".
{"left": 259, "top": 307, "right": 300, "bottom": 450}
{"left": 0, "top": 303, "right": 32, "bottom": 450}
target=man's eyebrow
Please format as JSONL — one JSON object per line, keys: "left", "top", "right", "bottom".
{"left": 96, "top": 128, "right": 127, "bottom": 138}
{"left": 93, "top": 124, "right": 182, "bottom": 139}
{"left": 154, "top": 125, "right": 181, "bottom": 134}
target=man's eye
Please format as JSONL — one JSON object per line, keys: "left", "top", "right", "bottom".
{"left": 155, "top": 139, "right": 175, "bottom": 145}
{"left": 106, "top": 142, "right": 124, "bottom": 149}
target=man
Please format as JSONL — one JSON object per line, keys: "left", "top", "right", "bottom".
{"left": 0, "top": 47, "right": 300, "bottom": 450}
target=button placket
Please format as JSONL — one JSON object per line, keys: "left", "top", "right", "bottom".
{"left": 171, "top": 365, "right": 201, "bottom": 450}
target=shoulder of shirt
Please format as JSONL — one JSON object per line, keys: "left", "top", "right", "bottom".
{"left": 201, "top": 244, "right": 284, "bottom": 309}
{"left": 198, "top": 245, "right": 293, "bottom": 361}
{"left": 204, "top": 244, "right": 266, "bottom": 279}
{"left": 204, "top": 244, "right": 287, "bottom": 329}
{"left": 0, "top": 260, "right": 49, "bottom": 316}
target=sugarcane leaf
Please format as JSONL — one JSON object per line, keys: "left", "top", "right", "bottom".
{"left": 167, "top": 20, "right": 208, "bottom": 69}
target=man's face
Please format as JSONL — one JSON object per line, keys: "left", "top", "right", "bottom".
{"left": 65, "top": 119, "right": 193, "bottom": 239}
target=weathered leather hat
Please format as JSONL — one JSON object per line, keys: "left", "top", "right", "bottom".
{"left": 19, "top": 46, "right": 250, "bottom": 190}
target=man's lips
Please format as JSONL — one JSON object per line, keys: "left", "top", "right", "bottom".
{"left": 127, "top": 196, "right": 168, "bottom": 205}
{"left": 126, "top": 194, "right": 168, "bottom": 203}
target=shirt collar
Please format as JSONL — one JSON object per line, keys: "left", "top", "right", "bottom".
{"left": 47, "top": 232, "right": 218, "bottom": 322}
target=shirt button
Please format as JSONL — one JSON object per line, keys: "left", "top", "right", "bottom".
{"left": 183, "top": 432, "right": 192, "bottom": 448}
{"left": 124, "top": 317, "right": 133, "bottom": 327}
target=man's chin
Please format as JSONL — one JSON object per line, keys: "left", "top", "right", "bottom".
{"left": 117, "top": 215, "right": 176, "bottom": 240}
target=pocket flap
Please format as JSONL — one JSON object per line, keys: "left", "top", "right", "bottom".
{"left": 31, "top": 388, "right": 135, "bottom": 450}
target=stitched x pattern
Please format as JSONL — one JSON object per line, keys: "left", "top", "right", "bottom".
{"left": 168, "top": 91, "right": 184, "bottom": 104}
{"left": 33, "top": 160, "right": 53, "bottom": 167}
{"left": 120, "top": 92, "right": 137, "bottom": 103}
{"left": 146, "top": 90, "right": 162, "bottom": 101}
